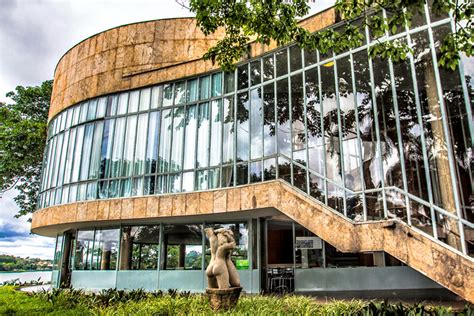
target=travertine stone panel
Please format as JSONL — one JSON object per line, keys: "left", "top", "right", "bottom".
{"left": 49, "top": 10, "right": 336, "bottom": 120}
{"left": 31, "top": 180, "right": 474, "bottom": 302}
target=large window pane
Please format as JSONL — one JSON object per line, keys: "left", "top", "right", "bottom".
{"left": 120, "top": 226, "right": 160, "bottom": 270}
{"left": 222, "top": 97, "right": 234, "bottom": 164}
{"left": 197, "top": 103, "right": 210, "bottom": 168}
{"left": 237, "top": 92, "right": 249, "bottom": 162}
{"left": 276, "top": 50, "right": 288, "bottom": 77}
{"left": 212, "top": 73, "right": 222, "bottom": 97}
{"left": 139, "top": 88, "right": 151, "bottom": 111}
{"left": 158, "top": 109, "right": 173, "bottom": 173}
{"left": 64, "top": 127, "right": 77, "bottom": 184}
{"left": 187, "top": 79, "right": 198, "bottom": 103}
{"left": 163, "top": 84, "right": 173, "bottom": 107}
{"left": 277, "top": 78, "right": 290, "bottom": 157}
{"left": 238, "top": 64, "right": 249, "bottom": 90}
{"left": 174, "top": 81, "right": 186, "bottom": 105}
{"left": 74, "top": 230, "right": 94, "bottom": 270}
{"left": 289, "top": 45, "right": 302, "bottom": 72}
{"left": 263, "top": 55, "right": 275, "bottom": 82}
{"left": 134, "top": 113, "right": 148, "bottom": 175}
{"left": 250, "top": 88, "right": 263, "bottom": 160}
{"left": 91, "top": 229, "right": 119, "bottom": 271}
{"left": 111, "top": 117, "right": 126, "bottom": 177}
{"left": 89, "top": 121, "right": 104, "bottom": 179}
{"left": 151, "top": 86, "right": 162, "bottom": 109}
{"left": 71, "top": 125, "right": 85, "bottom": 182}
{"left": 80, "top": 124, "right": 94, "bottom": 181}
{"left": 224, "top": 71, "right": 235, "bottom": 94}
{"left": 250, "top": 60, "right": 261, "bottom": 86}
{"left": 163, "top": 224, "right": 202, "bottom": 270}
{"left": 183, "top": 105, "right": 198, "bottom": 169}
{"left": 305, "top": 67, "right": 324, "bottom": 175}
{"left": 145, "top": 112, "right": 160, "bottom": 174}
{"left": 117, "top": 92, "right": 129, "bottom": 115}
{"left": 122, "top": 115, "right": 138, "bottom": 177}
{"left": 171, "top": 108, "right": 185, "bottom": 172}
{"left": 128, "top": 90, "right": 140, "bottom": 113}
{"left": 200, "top": 76, "right": 210, "bottom": 100}
{"left": 263, "top": 83, "right": 276, "bottom": 156}
{"left": 210, "top": 100, "right": 222, "bottom": 166}
{"left": 99, "top": 119, "right": 115, "bottom": 179}
{"left": 57, "top": 130, "right": 70, "bottom": 186}
{"left": 291, "top": 73, "right": 306, "bottom": 165}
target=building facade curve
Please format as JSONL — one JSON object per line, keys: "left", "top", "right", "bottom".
{"left": 33, "top": 5, "right": 473, "bottom": 301}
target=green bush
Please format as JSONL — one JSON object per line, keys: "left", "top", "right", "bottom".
{"left": 0, "top": 286, "right": 471, "bottom": 315}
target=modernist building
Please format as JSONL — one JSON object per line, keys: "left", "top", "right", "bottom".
{"left": 32, "top": 5, "right": 473, "bottom": 301}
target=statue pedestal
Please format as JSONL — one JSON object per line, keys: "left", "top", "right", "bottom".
{"left": 205, "top": 287, "right": 242, "bottom": 311}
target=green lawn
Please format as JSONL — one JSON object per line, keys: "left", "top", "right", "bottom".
{"left": 0, "top": 286, "right": 469, "bottom": 315}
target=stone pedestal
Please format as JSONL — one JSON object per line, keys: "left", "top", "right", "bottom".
{"left": 206, "top": 287, "right": 242, "bottom": 311}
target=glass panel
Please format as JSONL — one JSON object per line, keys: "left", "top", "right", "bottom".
{"left": 327, "top": 182, "right": 344, "bottom": 214}
{"left": 139, "top": 88, "right": 151, "bottom": 111}
{"left": 98, "top": 181, "right": 108, "bottom": 199}
{"left": 64, "top": 128, "right": 77, "bottom": 184}
{"left": 291, "top": 73, "right": 306, "bottom": 165}
{"left": 208, "top": 168, "right": 220, "bottom": 189}
{"left": 250, "top": 88, "right": 263, "bottom": 160}
{"left": 128, "top": 90, "right": 140, "bottom": 113}
{"left": 263, "top": 55, "right": 274, "bottom": 82}
{"left": 144, "top": 176, "right": 155, "bottom": 195}
{"left": 169, "top": 173, "right": 181, "bottom": 193}
{"left": 293, "top": 163, "right": 307, "bottom": 192}
{"left": 174, "top": 81, "right": 186, "bottom": 105}
{"left": 171, "top": 108, "right": 185, "bottom": 172}
{"left": 151, "top": 86, "right": 162, "bottom": 109}
{"left": 80, "top": 124, "right": 94, "bottom": 181}
{"left": 79, "top": 102, "right": 88, "bottom": 123}
{"left": 238, "top": 64, "right": 249, "bottom": 90}
{"left": 222, "top": 97, "right": 234, "bottom": 164}
{"left": 250, "top": 161, "right": 262, "bottom": 183}
{"left": 89, "top": 121, "right": 104, "bottom": 179}
{"left": 236, "top": 163, "right": 248, "bottom": 185}
{"left": 163, "top": 224, "right": 202, "bottom": 270}
{"left": 278, "top": 156, "right": 291, "bottom": 183}
{"left": 120, "top": 178, "right": 132, "bottom": 197}
{"left": 145, "top": 112, "right": 160, "bottom": 174}
{"left": 87, "top": 99, "right": 97, "bottom": 121}
{"left": 237, "top": 92, "right": 249, "bottom": 162}
{"left": 210, "top": 100, "right": 222, "bottom": 166}
{"left": 309, "top": 172, "right": 325, "bottom": 203}
{"left": 108, "top": 180, "right": 119, "bottom": 198}
{"left": 187, "top": 78, "right": 199, "bottom": 103}
{"left": 184, "top": 105, "right": 198, "bottom": 169}
{"left": 69, "top": 184, "right": 77, "bottom": 202}
{"left": 97, "top": 97, "right": 107, "bottom": 118}
{"left": 195, "top": 169, "right": 208, "bottom": 191}
{"left": 321, "top": 62, "right": 342, "bottom": 184}
{"left": 71, "top": 125, "right": 85, "bottom": 182}
{"left": 163, "top": 84, "right": 173, "bottom": 107}
{"left": 224, "top": 71, "right": 235, "bottom": 94}
{"left": 289, "top": 45, "right": 302, "bottom": 72}
{"left": 107, "top": 95, "right": 118, "bottom": 116}
{"left": 74, "top": 230, "right": 94, "bottom": 270}
{"left": 250, "top": 60, "right": 261, "bottom": 86}
{"left": 158, "top": 109, "right": 173, "bottom": 173}
{"left": 263, "top": 84, "right": 276, "bottom": 156}
{"left": 277, "top": 78, "right": 291, "bottom": 157}
{"left": 99, "top": 119, "right": 115, "bottom": 179}
{"left": 57, "top": 130, "right": 70, "bottom": 186}
{"left": 122, "top": 115, "right": 138, "bottom": 177}
{"left": 51, "top": 133, "right": 64, "bottom": 187}
{"left": 182, "top": 171, "right": 194, "bottom": 192}
{"left": 295, "top": 224, "right": 323, "bottom": 268}
{"left": 120, "top": 226, "right": 160, "bottom": 270}
{"left": 111, "top": 117, "right": 126, "bottom": 177}
{"left": 156, "top": 175, "right": 168, "bottom": 194}
{"left": 117, "top": 92, "right": 129, "bottom": 115}
{"left": 263, "top": 158, "right": 276, "bottom": 180}
{"left": 211, "top": 73, "right": 222, "bottom": 97}
{"left": 72, "top": 105, "right": 80, "bottom": 126}
{"left": 65, "top": 108, "right": 73, "bottom": 128}
{"left": 221, "top": 165, "right": 234, "bottom": 187}
{"left": 197, "top": 103, "right": 210, "bottom": 168}
{"left": 134, "top": 113, "right": 149, "bottom": 175}
{"left": 200, "top": 76, "right": 210, "bottom": 100}
{"left": 91, "top": 229, "right": 119, "bottom": 271}
{"left": 337, "top": 57, "right": 364, "bottom": 192}
{"left": 276, "top": 49, "right": 288, "bottom": 77}
{"left": 305, "top": 67, "right": 324, "bottom": 175}
{"left": 86, "top": 182, "right": 97, "bottom": 200}
{"left": 204, "top": 223, "right": 248, "bottom": 269}
{"left": 304, "top": 48, "right": 317, "bottom": 67}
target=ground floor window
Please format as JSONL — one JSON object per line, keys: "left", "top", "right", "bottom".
{"left": 163, "top": 224, "right": 202, "bottom": 270}
{"left": 119, "top": 225, "right": 160, "bottom": 270}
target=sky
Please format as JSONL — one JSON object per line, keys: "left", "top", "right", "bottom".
{"left": 0, "top": 0, "right": 334, "bottom": 260}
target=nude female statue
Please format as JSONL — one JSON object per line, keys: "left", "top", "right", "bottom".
{"left": 205, "top": 228, "right": 241, "bottom": 289}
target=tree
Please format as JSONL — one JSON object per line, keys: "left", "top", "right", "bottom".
{"left": 179, "top": 0, "right": 473, "bottom": 71}
{"left": 0, "top": 80, "right": 53, "bottom": 218}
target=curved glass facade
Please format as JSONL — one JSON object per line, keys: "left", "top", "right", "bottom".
{"left": 39, "top": 6, "right": 473, "bottom": 255}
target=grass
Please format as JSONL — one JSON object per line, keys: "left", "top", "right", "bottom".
{"left": 0, "top": 286, "right": 470, "bottom": 315}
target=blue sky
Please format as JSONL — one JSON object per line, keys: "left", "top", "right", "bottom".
{"left": 0, "top": 0, "right": 334, "bottom": 260}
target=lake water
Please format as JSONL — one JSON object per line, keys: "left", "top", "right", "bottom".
{"left": 0, "top": 271, "right": 52, "bottom": 284}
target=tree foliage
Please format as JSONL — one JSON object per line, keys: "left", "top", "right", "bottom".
{"left": 0, "top": 80, "right": 52, "bottom": 218}
{"left": 182, "top": 0, "right": 473, "bottom": 71}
